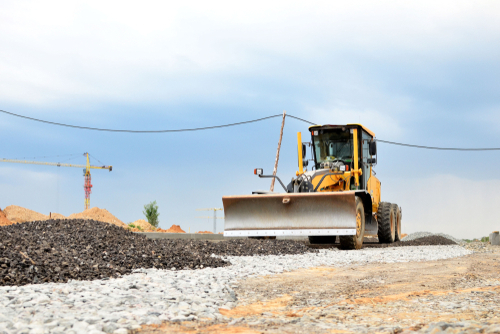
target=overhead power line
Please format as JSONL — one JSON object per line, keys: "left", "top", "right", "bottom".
{"left": 1, "top": 109, "right": 500, "bottom": 151}
{"left": 287, "top": 114, "right": 315, "bottom": 125}
{"left": 376, "top": 139, "right": 500, "bottom": 151}
{"left": 0, "top": 109, "right": 283, "bottom": 133}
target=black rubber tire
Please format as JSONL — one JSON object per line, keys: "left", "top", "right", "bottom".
{"left": 339, "top": 197, "right": 365, "bottom": 250}
{"left": 308, "top": 236, "right": 337, "bottom": 244}
{"left": 393, "top": 204, "right": 402, "bottom": 242}
{"left": 249, "top": 236, "right": 276, "bottom": 240}
{"left": 377, "top": 202, "right": 396, "bottom": 243}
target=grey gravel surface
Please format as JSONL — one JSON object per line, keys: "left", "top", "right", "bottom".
{"left": 0, "top": 245, "right": 472, "bottom": 334}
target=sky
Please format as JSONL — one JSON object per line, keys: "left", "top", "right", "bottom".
{"left": 1, "top": 0, "right": 499, "bottom": 239}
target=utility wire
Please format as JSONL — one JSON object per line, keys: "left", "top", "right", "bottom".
{"left": 1, "top": 109, "right": 500, "bottom": 151}
{"left": 287, "top": 114, "right": 316, "bottom": 125}
{"left": 375, "top": 139, "right": 500, "bottom": 151}
{"left": 0, "top": 109, "right": 283, "bottom": 133}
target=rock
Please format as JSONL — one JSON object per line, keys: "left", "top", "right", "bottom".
{"left": 112, "top": 328, "right": 129, "bottom": 334}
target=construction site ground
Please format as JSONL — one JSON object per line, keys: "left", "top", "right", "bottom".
{"left": 137, "top": 248, "right": 500, "bottom": 334}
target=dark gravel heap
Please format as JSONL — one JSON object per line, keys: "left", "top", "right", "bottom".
{"left": 0, "top": 220, "right": 316, "bottom": 286}
{"left": 181, "top": 238, "right": 317, "bottom": 257}
{"left": 364, "top": 235, "right": 457, "bottom": 248}
{"left": 0, "top": 219, "right": 228, "bottom": 286}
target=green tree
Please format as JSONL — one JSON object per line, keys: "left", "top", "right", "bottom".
{"left": 143, "top": 200, "right": 160, "bottom": 228}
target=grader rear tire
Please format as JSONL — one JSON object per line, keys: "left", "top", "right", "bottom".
{"left": 393, "top": 204, "right": 402, "bottom": 241}
{"left": 339, "top": 197, "right": 365, "bottom": 250}
{"left": 378, "top": 202, "right": 396, "bottom": 243}
{"left": 308, "top": 236, "right": 337, "bottom": 244}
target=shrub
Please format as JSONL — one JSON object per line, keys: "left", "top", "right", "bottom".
{"left": 143, "top": 201, "right": 160, "bottom": 228}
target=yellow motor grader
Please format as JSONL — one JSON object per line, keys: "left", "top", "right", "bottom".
{"left": 222, "top": 124, "right": 401, "bottom": 249}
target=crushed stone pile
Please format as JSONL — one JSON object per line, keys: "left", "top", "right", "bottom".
{"left": 129, "top": 219, "right": 156, "bottom": 231}
{"left": 68, "top": 207, "right": 127, "bottom": 228}
{"left": 186, "top": 238, "right": 317, "bottom": 257}
{"left": 365, "top": 235, "right": 457, "bottom": 248}
{"left": 3, "top": 205, "right": 49, "bottom": 223}
{"left": 463, "top": 241, "right": 500, "bottom": 253}
{"left": 196, "top": 231, "right": 213, "bottom": 234}
{"left": 0, "top": 208, "right": 13, "bottom": 226}
{"left": 401, "top": 232, "right": 462, "bottom": 244}
{"left": 0, "top": 219, "right": 228, "bottom": 286}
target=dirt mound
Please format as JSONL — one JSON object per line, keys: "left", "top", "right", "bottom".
{"left": 68, "top": 207, "right": 127, "bottom": 228}
{"left": 0, "top": 208, "right": 13, "bottom": 226}
{"left": 129, "top": 219, "right": 156, "bottom": 231}
{"left": 196, "top": 231, "right": 214, "bottom": 234}
{"left": 3, "top": 205, "right": 49, "bottom": 223}
{"left": 155, "top": 225, "right": 186, "bottom": 233}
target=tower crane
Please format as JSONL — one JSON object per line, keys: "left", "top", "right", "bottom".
{"left": 0, "top": 153, "right": 112, "bottom": 210}
{"left": 196, "top": 208, "right": 223, "bottom": 233}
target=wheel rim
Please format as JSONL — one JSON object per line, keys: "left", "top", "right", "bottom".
{"left": 356, "top": 211, "right": 362, "bottom": 237}
{"left": 397, "top": 212, "right": 401, "bottom": 236}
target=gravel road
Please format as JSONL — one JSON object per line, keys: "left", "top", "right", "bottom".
{"left": 0, "top": 244, "right": 472, "bottom": 334}
{"left": 141, "top": 247, "right": 500, "bottom": 334}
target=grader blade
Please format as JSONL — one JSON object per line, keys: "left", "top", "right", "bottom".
{"left": 223, "top": 191, "right": 357, "bottom": 237}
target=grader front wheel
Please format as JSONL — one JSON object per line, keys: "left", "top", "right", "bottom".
{"left": 339, "top": 197, "right": 365, "bottom": 250}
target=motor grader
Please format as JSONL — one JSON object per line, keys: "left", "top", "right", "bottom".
{"left": 222, "top": 124, "right": 401, "bottom": 250}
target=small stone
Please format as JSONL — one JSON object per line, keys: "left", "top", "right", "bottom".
{"left": 113, "top": 328, "right": 129, "bottom": 334}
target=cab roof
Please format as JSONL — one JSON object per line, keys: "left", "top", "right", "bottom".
{"left": 308, "top": 124, "right": 375, "bottom": 137}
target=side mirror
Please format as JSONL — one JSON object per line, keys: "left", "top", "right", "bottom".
{"left": 302, "top": 144, "right": 307, "bottom": 158}
{"left": 369, "top": 141, "right": 377, "bottom": 156}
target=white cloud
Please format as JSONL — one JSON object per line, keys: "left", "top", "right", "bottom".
{"left": 384, "top": 174, "right": 500, "bottom": 240}
{"left": 305, "top": 106, "right": 403, "bottom": 140}
{"left": 1, "top": 0, "right": 499, "bottom": 108}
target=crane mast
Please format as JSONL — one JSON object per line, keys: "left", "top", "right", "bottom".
{"left": 84, "top": 153, "right": 92, "bottom": 210}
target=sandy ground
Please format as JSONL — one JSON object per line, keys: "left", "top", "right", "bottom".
{"left": 136, "top": 249, "right": 500, "bottom": 334}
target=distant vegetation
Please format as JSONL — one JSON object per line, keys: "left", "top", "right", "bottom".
{"left": 463, "top": 236, "right": 490, "bottom": 243}
{"left": 127, "top": 223, "right": 143, "bottom": 231}
{"left": 143, "top": 201, "right": 160, "bottom": 228}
